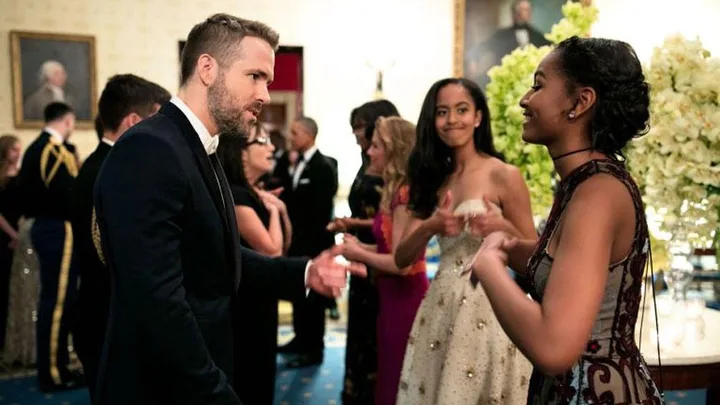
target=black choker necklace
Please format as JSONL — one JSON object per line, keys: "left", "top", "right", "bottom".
{"left": 551, "top": 147, "right": 593, "bottom": 161}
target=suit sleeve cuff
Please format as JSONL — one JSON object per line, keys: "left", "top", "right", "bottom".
{"left": 304, "top": 259, "right": 312, "bottom": 297}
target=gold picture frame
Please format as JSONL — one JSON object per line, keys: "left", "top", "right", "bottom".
{"left": 453, "top": 0, "right": 511, "bottom": 83}
{"left": 10, "top": 30, "right": 97, "bottom": 129}
{"left": 453, "top": 0, "right": 467, "bottom": 78}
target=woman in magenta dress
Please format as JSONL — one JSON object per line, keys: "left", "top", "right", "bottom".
{"left": 340, "top": 116, "right": 429, "bottom": 405}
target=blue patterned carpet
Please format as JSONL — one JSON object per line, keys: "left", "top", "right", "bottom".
{"left": 0, "top": 324, "right": 709, "bottom": 404}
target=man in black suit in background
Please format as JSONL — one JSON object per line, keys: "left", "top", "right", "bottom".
{"left": 70, "top": 74, "right": 171, "bottom": 402}
{"left": 92, "top": 14, "right": 364, "bottom": 405}
{"left": 279, "top": 117, "right": 339, "bottom": 368}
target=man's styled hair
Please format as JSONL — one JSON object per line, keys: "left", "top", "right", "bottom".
{"left": 98, "top": 74, "right": 171, "bottom": 132}
{"left": 180, "top": 13, "right": 280, "bottom": 85}
{"left": 43, "top": 102, "right": 73, "bottom": 123}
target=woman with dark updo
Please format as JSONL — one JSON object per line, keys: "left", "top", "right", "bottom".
{"left": 470, "top": 36, "right": 664, "bottom": 404}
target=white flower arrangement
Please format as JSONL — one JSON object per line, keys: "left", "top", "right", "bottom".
{"left": 626, "top": 34, "right": 720, "bottom": 248}
{"left": 486, "top": 1, "right": 599, "bottom": 218}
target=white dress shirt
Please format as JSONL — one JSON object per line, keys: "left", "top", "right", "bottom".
{"left": 170, "top": 97, "right": 218, "bottom": 155}
{"left": 292, "top": 145, "right": 318, "bottom": 189}
{"left": 169, "top": 96, "right": 311, "bottom": 292}
{"left": 514, "top": 28, "right": 530, "bottom": 47}
{"left": 101, "top": 138, "right": 115, "bottom": 147}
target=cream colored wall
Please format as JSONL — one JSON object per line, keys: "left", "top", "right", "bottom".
{"left": 0, "top": 0, "right": 237, "bottom": 156}
{"left": 593, "top": 0, "right": 720, "bottom": 62}
{"left": 0, "top": 0, "right": 455, "bottom": 194}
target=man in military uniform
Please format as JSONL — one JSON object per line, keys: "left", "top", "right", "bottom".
{"left": 17, "top": 101, "right": 83, "bottom": 391}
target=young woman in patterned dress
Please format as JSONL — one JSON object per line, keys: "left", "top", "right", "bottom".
{"left": 469, "top": 36, "right": 664, "bottom": 404}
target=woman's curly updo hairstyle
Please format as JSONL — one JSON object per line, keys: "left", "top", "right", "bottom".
{"left": 554, "top": 36, "right": 650, "bottom": 159}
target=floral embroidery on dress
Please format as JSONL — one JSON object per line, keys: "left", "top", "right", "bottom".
{"left": 526, "top": 160, "right": 663, "bottom": 405}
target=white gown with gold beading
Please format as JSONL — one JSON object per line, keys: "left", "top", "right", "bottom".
{"left": 396, "top": 199, "right": 532, "bottom": 405}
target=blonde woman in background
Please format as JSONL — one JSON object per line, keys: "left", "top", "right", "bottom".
{"left": 340, "top": 117, "right": 429, "bottom": 405}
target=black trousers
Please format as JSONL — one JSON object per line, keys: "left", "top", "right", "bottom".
{"left": 73, "top": 305, "right": 104, "bottom": 402}
{"left": 291, "top": 292, "right": 332, "bottom": 356}
{"left": 234, "top": 290, "right": 278, "bottom": 405}
{"left": 31, "top": 219, "right": 80, "bottom": 389}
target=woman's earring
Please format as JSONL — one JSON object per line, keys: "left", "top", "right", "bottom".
{"left": 568, "top": 111, "right": 576, "bottom": 119}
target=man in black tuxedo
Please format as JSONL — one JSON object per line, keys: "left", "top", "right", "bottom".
{"left": 70, "top": 74, "right": 171, "bottom": 402}
{"left": 92, "top": 14, "right": 364, "bottom": 405}
{"left": 279, "top": 117, "right": 339, "bottom": 368}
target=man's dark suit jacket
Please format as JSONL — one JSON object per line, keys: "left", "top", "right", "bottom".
{"left": 93, "top": 102, "right": 308, "bottom": 405}
{"left": 70, "top": 140, "right": 112, "bottom": 398}
{"left": 283, "top": 150, "right": 338, "bottom": 258}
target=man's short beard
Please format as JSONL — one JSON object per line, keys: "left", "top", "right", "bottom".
{"left": 207, "top": 71, "right": 251, "bottom": 136}
{"left": 225, "top": 128, "right": 249, "bottom": 143}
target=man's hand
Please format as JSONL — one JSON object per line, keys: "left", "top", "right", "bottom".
{"left": 306, "top": 245, "right": 367, "bottom": 297}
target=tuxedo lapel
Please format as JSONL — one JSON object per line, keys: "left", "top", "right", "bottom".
{"left": 159, "top": 104, "right": 229, "bottom": 227}
{"left": 158, "top": 103, "right": 238, "bottom": 276}
{"left": 293, "top": 151, "right": 320, "bottom": 191}
{"left": 210, "top": 154, "right": 241, "bottom": 289}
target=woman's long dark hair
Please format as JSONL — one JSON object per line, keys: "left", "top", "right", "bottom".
{"left": 407, "top": 78, "right": 502, "bottom": 218}
{"left": 217, "top": 122, "right": 264, "bottom": 201}
{"left": 352, "top": 99, "right": 400, "bottom": 142}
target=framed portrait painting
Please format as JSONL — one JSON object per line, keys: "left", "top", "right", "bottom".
{"left": 454, "top": 0, "right": 573, "bottom": 87}
{"left": 10, "top": 31, "right": 97, "bottom": 129}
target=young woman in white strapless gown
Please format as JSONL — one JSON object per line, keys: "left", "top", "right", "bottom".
{"left": 394, "top": 78, "right": 538, "bottom": 405}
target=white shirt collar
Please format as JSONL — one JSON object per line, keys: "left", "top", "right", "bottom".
{"left": 514, "top": 28, "right": 530, "bottom": 46}
{"left": 170, "top": 96, "right": 218, "bottom": 155}
{"left": 101, "top": 137, "right": 115, "bottom": 147}
{"left": 44, "top": 127, "right": 64, "bottom": 145}
{"left": 301, "top": 145, "right": 318, "bottom": 163}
